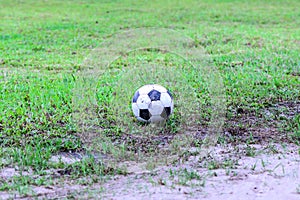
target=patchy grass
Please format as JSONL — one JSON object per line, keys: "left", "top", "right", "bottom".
{"left": 0, "top": 0, "right": 299, "bottom": 198}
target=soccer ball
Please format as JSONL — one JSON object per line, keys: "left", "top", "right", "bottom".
{"left": 132, "top": 84, "right": 174, "bottom": 123}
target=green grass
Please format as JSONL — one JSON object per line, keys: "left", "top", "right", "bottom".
{"left": 0, "top": 0, "right": 299, "bottom": 196}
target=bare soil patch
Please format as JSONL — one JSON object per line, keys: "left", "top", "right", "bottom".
{"left": 1, "top": 142, "right": 299, "bottom": 199}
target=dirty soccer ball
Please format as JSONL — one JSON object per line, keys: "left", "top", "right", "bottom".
{"left": 132, "top": 84, "right": 174, "bottom": 123}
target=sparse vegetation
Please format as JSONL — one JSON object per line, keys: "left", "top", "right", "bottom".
{"left": 0, "top": 0, "right": 299, "bottom": 198}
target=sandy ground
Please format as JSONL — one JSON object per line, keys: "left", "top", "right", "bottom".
{"left": 100, "top": 144, "right": 300, "bottom": 200}
{"left": 0, "top": 143, "right": 299, "bottom": 200}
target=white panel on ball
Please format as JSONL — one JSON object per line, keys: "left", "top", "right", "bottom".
{"left": 160, "top": 92, "right": 173, "bottom": 107}
{"left": 150, "top": 115, "right": 165, "bottom": 123}
{"left": 149, "top": 101, "right": 164, "bottom": 116}
{"left": 153, "top": 84, "right": 167, "bottom": 93}
{"left": 132, "top": 103, "right": 139, "bottom": 117}
{"left": 138, "top": 84, "right": 154, "bottom": 95}
{"left": 136, "top": 94, "right": 151, "bottom": 109}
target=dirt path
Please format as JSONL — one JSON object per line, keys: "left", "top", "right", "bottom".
{"left": 1, "top": 143, "right": 299, "bottom": 200}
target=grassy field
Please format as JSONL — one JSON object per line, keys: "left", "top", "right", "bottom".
{"left": 0, "top": 0, "right": 299, "bottom": 198}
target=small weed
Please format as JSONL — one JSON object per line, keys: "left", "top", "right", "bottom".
{"left": 0, "top": 175, "right": 52, "bottom": 194}
{"left": 251, "top": 161, "right": 257, "bottom": 171}
{"left": 169, "top": 168, "right": 205, "bottom": 187}
{"left": 261, "top": 159, "right": 266, "bottom": 168}
{"left": 207, "top": 160, "right": 220, "bottom": 170}
{"left": 199, "top": 154, "right": 239, "bottom": 170}
{"left": 57, "top": 156, "right": 105, "bottom": 178}
{"left": 245, "top": 145, "right": 257, "bottom": 157}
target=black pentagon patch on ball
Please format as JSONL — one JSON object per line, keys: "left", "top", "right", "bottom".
{"left": 164, "top": 107, "right": 171, "bottom": 117}
{"left": 132, "top": 91, "right": 139, "bottom": 103}
{"left": 148, "top": 90, "right": 161, "bottom": 101}
{"left": 160, "top": 107, "right": 171, "bottom": 118}
{"left": 139, "top": 109, "right": 151, "bottom": 120}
